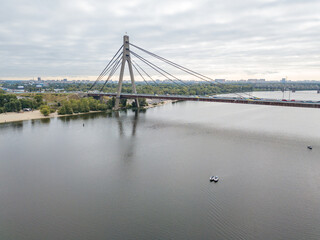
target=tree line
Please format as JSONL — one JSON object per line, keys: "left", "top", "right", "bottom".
{"left": 57, "top": 82, "right": 254, "bottom": 95}
{"left": 57, "top": 97, "right": 147, "bottom": 115}
{"left": 57, "top": 98, "right": 109, "bottom": 115}
{"left": 0, "top": 92, "right": 148, "bottom": 116}
{"left": 0, "top": 94, "right": 43, "bottom": 113}
{"left": 3, "top": 81, "right": 320, "bottom": 96}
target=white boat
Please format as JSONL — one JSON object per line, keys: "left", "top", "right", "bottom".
{"left": 210, "top": 176, "right": 219, "bottom": 182}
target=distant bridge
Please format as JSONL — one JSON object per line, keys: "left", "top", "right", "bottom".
{"left": 87, "top": 92, "right": 320, "bottom": 109}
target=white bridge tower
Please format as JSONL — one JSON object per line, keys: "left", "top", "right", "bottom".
{"left": 114, "top": 35, "right": 139, "bottom": 109}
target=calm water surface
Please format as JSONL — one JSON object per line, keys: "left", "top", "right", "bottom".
{"left": 1, "top": 91, "right": 320, "bottom": 240}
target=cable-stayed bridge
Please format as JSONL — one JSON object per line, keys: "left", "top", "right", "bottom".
{"left": 87, "top": 35, "right": 320, "bottom": 109}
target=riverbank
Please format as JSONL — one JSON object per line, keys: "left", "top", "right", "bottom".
{"left": 0, "top": 110, "right": 106, "bottom": 124}
{"left": 0, "top": 110, "right": 53, "bottom": 123}
{"left": 145, "top": 99, "right": 177, "bottom": 109}
{"left": 0, "top": 99, "right": 176, "bottom": 124}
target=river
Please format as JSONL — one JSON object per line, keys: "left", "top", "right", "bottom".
{"left": 0, "top": 91, "right": 320, "bottom": 239}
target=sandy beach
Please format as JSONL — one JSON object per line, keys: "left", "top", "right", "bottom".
{"left": 145, "top": 99, "right": 177, "bottom": 109}
{"left": 0, "top": 110, "right": 58, "bottom": 124}
{"left": 0, "top": 110, "right": 105, "bottom": 124}
{"left": 0, "top": 100, "right": 176, "bottom": 124}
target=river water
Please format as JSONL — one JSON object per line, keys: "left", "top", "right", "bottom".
{"left": 1, "top": 91, "right": 320, "bottom": 240}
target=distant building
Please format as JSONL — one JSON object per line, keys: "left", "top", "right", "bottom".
{"left": 54, "top": 89, "right": 64, "bottom": 93}
{"left": 13, "top": 89, "right": 24, "bottom": 93}
{"left": 247, "top": 79, "right": 265, "bottom": 83}
{"left": 247, "top": 79, "right": 257, "bottom": 83}
{"left": 63, "top": 78, "right": 68, "bottom": 82}
{"left": 281, "top": 78, "right": 286, "bottom": 83}
{"left": 17, "top": 86, "right": 24, "bottom": 89}
{"left": 215, "top": 79, "right": 225, "bottom": 83}
{"left": 37, "top": 77, "right": 41, "bottom": 81}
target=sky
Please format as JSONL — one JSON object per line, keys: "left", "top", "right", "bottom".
{"left": 0, "top": 0, "right": 320, "bottom": 81}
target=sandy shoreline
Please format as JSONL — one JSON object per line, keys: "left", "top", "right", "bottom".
{"left": 0, "top": 110, "right": 56, "bottom": 124}
{"left": 145, "top": 99, "right": 176, "bottom": 109}
{"left": 0, "top": 100, "right": 176, "bottom": 124}
{"left": 0, "top": 110, "right": 106, "bottom": 124}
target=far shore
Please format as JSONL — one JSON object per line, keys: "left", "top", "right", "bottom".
{"left": 0, "top": 100, "right": 176, "bottom": 124}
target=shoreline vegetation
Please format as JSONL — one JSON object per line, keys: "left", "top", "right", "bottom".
{"left": 2, "top": 80, "right": 318, "bottom": 124}
{"left": 0, "top": 94, "right": 175, "bottom": 124}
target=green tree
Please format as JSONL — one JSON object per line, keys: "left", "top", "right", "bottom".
{"left": 64, "top": 101, "right": 73, "bottom": 114}
{"left": 34, "top": 94, "right": 43, "bottom": 106}
{"left": 120, "top": 98, "right": 127, "bottom": 108}
{"left": 79, "top": 99, "right": 90, "bottom": 113}
{"left": 97, "top": 103, "right": 107, "bottom": 111}
{"left": 106, "top": 97, "right": 115, "bottom": 109}
{"left": 0, "top": 94, "right": 17, "bottom": 107}
{"left": 19, "top": 98, "right": 36, "bottom": 109}
{"left": 58, "top": 105, "right": 66, "bottom": 115}
{"left": 131, "top": 98, "right": 147, "bottom": 108}
{"left": 88, "top": 98, "right": 98, "bottom": 111}
{"left": 139, "top": 98, "right": 148, "bottom": 107}
{"left": 4, "top": 99, "right": 21, "bottom": 112}
{"left": 71, "top": 100, "right": 80, "bottom": 113}
{"left": 40, "top": 105, "right": 50, "bottom": 116}
{"left": 58, "top": 101, "right": 73, "bottom": 115}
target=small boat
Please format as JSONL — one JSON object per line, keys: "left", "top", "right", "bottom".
{"left": 307, "top": 146, "right": 312, "bottom": 150}
{"left": 210, "top": 176, "right": 219, "bottom": 182}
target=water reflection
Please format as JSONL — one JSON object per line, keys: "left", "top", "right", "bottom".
{"left": 57, "top": 112, "right": 113, "bottom": 124}
{"left": 2, "top": 95, "right": 320, "bottom": 240}
{"left": 0, "top": 121, "right": 24, "bottom": 131}
{"left": 115, "top": 110, "right": 140, "bottom": 160}
{"left": 59, "top": 115, "right": 72, "bottom": 123}
{"left": 30, "top": 118, "right": 52, "bottom": 128}
{"left": 40, "top": 118, "right": 51, "bottom": 124}
{"left": 132, "top": 110, "right": 138, "bottom": 136}
{"left": 115, "top": 111, "right": 124, "bottom": 136}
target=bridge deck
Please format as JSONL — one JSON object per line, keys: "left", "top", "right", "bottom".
{"left": 87, "top": 93, "right": 320, "bottom": 109}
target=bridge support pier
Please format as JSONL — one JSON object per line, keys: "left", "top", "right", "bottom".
{"left": 114, "top": 35, "right": 139, "bottom": 110}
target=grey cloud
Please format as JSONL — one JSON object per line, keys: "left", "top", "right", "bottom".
{"left": 0, "top": 0, "right": 319, "bottom": 80}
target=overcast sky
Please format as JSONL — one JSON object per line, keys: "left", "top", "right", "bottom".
{"left": 1, "top": 0, "right": 320, "bottom": 81}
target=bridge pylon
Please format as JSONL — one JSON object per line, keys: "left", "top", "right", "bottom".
{"left": 114, "top": 35, "right": 139, "bottom": 110}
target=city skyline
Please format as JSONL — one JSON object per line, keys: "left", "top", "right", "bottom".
{"left": 1, "top": 0, "right": 320, "bottom": 81}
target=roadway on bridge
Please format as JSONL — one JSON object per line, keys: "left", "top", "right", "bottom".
{"left": 87, "top": 92, "right": 320, "bottom": 109}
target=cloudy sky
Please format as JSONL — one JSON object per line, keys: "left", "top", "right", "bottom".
{"left": 1, "top": 0, "right": 320, "bottom": 81}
